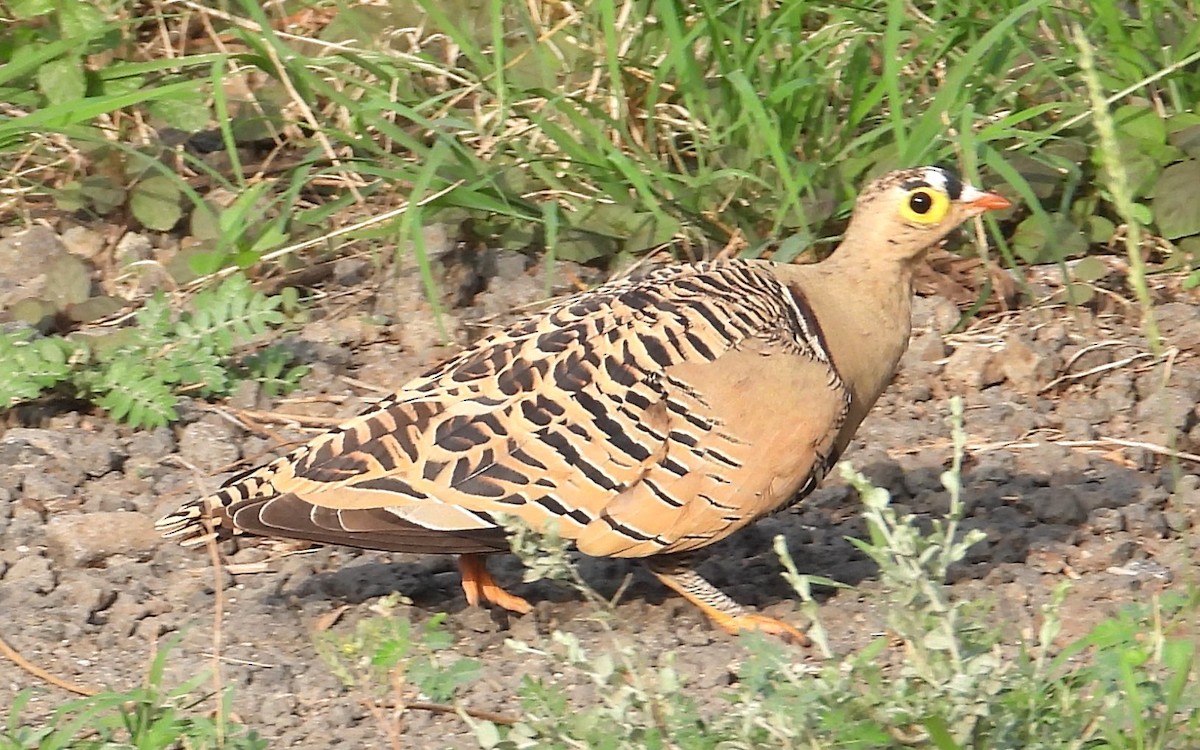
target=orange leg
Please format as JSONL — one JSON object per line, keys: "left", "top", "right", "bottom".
{"left": 458, "top": 553, "right": 533, "bottom": 614}
{"left": 649, "top": 562, "right": 808, "bottom": 645}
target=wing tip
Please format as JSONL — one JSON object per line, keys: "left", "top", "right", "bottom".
{"left": 155, "top": 485, "right": 253, "bottom": 546}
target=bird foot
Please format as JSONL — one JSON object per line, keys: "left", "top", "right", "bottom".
{"left": 709, "top": 611, "right": 809, "bottom": 645}
{"left": 647, "top": 563, "right": 808, "bottom": 645}
{"left": 458, "top": 554, "right": 533, "bottom": 614}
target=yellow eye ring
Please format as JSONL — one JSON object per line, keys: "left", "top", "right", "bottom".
{"left": 899, "top": 187, "right": 950, "bottom": 224}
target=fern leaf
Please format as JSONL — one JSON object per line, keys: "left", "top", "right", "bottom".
{"left": 95, "top": 358, "right": 178, "bottom": 428}
{"left": 161, "top": 341, "right": 229, "bottom": 396}
{"left": 242, "top": 345, "right": 309, "bottom": 397}
{"left": 0, "top": 329, "right": 76, "bottom": 407}
{"left": 2, "top": 272, "right": 305, "bottom": 427}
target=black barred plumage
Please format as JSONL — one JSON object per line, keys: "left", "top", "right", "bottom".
{"left": 158, "top": 167, "right": 1012, "bottom": 641}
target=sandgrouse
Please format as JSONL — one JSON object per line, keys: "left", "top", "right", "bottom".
{"left": 158, "top": 166, "right": 1011, "bottom": 642}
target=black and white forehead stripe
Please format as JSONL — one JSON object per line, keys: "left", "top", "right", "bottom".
{"left": 901, "top": 166, "right": 963, "bottom": 200}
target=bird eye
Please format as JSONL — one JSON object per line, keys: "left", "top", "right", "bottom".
{"left": 899, "top": 186, "right": 950, "bottom": 224}
{"left": 909, "top": 191, "right": 933, "bottom": 214}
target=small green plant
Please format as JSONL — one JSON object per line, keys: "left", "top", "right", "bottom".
{"left": 314, "top": 594, "right": 483, "bottom": 742}
{"left": 835, "top": 398, "right": 997, "bottom": 743}
{"left": 0, "top": 274, "right": 307, "bottom": 428}
{"left": 1062, "top": 590, "right": 1200, "bottom": 750}
{"left": 491, "top": 633, "right": 703, "bottom": 750}
{"left": 0, "top": 637, "right": 263, "bottom": 750}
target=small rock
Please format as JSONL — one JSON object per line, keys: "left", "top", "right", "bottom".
{"left": 1134, "top": 371, "right": 1160, "bottom": 405}
{"left": 1106, "top": 540, "right": 1139, "bottom": 566}
{"left": 1170, "top": 474, "right": 1200, "bottom": 509}
{"left": 1165, "top": 511, "right": 1191, "bottom": 532}
{"left": 1122, "top": 505, "right": 1170, "bottom": 538}
{"left": 115, "top": 232, "right": 154, "bottom": 265}
{"left": 968, "top": 455, "right": 1014, "bottom": 485}
{"left": 1154, "top": 302, "right": 1198, "bottom": 337}
{"left": 102, "top": 588, "right": 170, "bottom": 634}
{"left": 125, "top": 428, "right": 177, "bottom": 478}
{"left": 911, "top": 295, "right": 960, "bottom": 333}
{"left": 1107, "top": 559, "right": 1172, "bottom": 585}
{"left": 59, "top": 570, "right": 117, "bottom": 616}
{"left": 1168, "top": 320, "right": 1200, "bottom": 352}
{"left": 1059, "top": 416, "right": 1097, "bottom": 440}
{"left": 228, "top": 546, "right": 270, "bottom": 566}
{"left": 902, "top": 382, "right": 933, "bottom": 401}
{"left": 0, "top": 226, "right": 66, "bottom": 309}
{"left": 901, "top": 465, "right": 944, "bottom": 496}
{"left": 1087, "top": 507, "right": 1124, "bottom": 534}
{"left": 374, "top": 261, "right": 454, "bottom": 362}
{"left": 1139, "top": 483, "right": 1171, "bottom": 507}
{"left": 83, "top": 471, "right": 153, "bottom": 513}
{"left": 493, "top": 249, "right": 531, "bottom": 281}
{"left": 177, "top": 415, "right": 241, "bottom": 471}
{"left": 988, "top": 503, "right": 1033, "bottom": 531}
{"left": 998, "top": 335, "right": 1056, "bottom": 393}
{"left": 1, "top": 427, "right": 70, "bottom": 458}
{"left": 1066, "top": 344, "right": 1114, "bottom": 378}
{"left": 228, "top": 379, "right": 263, "bottom": 410}
{"left": 859, "top": 456, "right": 906, "bottom": 496}
{"left": 677, "top": 624, "right": 717, "bottom": 648}
{"left": 1026, "top": 544, "right": 1066, "bottom": 574}
{"left": 901, "top": 332, "right": 948, "bottom": 370}
{"left": 474, "top": 251, "right": 541, "bottom": 320}
{"left": 1026, "top": 523, "right": 1078, "bottom": 545}
{"left": 60, "top": 226, "right": 106, "bottom": 260}
{"left": 914, "top": 333, "right": 949, "bottom": 362}
{"left": 45, "top": 512, "right": 161, "bottom": 568}
{"left": 989, "top": 530, "right": 1028, "bottom": 563}
{"left": 1035, "top": 322, "right": 1070, "bottom": 348}
{"left": 1029, "top": 486, "right": 1086, "bottom": 526}
{"left": 2, "top": 428, "right": 93, "bottom": 491}
{"left": 1134, "top": 386, "right": 1193, "bottom": 432}
{"left": 455, "top": 605, "right": 499, "bottom": 635}
{"left": 963, "top": 534, "right": 993, "bottom": 563}
{"left": 1068, "top": 536, "right": 1138, "bottom": 573}
{"left": 1055, "top": 391, "right": 1112, "bottom": 424}
{"left": 4, "top": 554, "right": 57, "bottom": 594}
{"left": 5, "top": 511, "right": 44, "bottom": 548}
{"left": 944, "top": 344, "right": 1004, "bottom": 390}
{"left": 1094, "top": 371, "right": 1136, "bottom": 414}
{"left": 67, "top": 430, "right": 126, "bottom": 478}
{"left": 258, "top": 691, "right": 300, "bottom": 719}
{"left": 134, "top": 616, "right": 171, "bottom": 640}
{"left": 21, "top": 472, "right": 76, "bottom": 500}
{"left": 333, "top": 257, "right": 371, "bottom": 287}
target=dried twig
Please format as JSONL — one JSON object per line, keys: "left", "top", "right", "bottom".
{"left": 220, "top": 406, "right": 349, "bottom": 430}
{"left": 1039, "top": 350, "right": 1156, "bottom": 392}
{"left": 407, "top": 700, "right": 518, "bottom": 726}
{"left": 894, "top": 430, "right": 1200, "bottom": 466}
{"left": 170, "top": 454, "right": 231, "bottom": 746}
{"left": 0, "top": 632, "right": 96, "bottom": 696}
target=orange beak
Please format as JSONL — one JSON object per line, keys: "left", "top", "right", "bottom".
{"left": 964, "top": 191, "right": 1012, "bottom": 214}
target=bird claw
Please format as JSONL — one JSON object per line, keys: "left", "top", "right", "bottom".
{"left": 458, "top": 554, "right": 533, "bottom": 614}
{"left": 712, "top": 612, "right": 809, "bottom": 645}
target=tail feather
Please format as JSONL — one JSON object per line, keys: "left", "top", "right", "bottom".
{"left": 155, "top": 473, "right": 275, "bottom": 546}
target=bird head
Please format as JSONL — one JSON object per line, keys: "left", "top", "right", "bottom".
{"left": 842, "top": 166, "right": 1011, "bottom": 261}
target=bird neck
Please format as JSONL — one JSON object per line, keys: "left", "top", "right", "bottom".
{"left": 784, "top": 248, "right": 920, "bottom": 425}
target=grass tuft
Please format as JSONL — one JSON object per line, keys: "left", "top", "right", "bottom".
{"left": 1, "top": 636, "right": 263, "bottom": 750}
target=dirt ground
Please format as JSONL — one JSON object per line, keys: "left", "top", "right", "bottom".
{"left": 1, "top": 224, "right": 1198, "bottom": 748}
